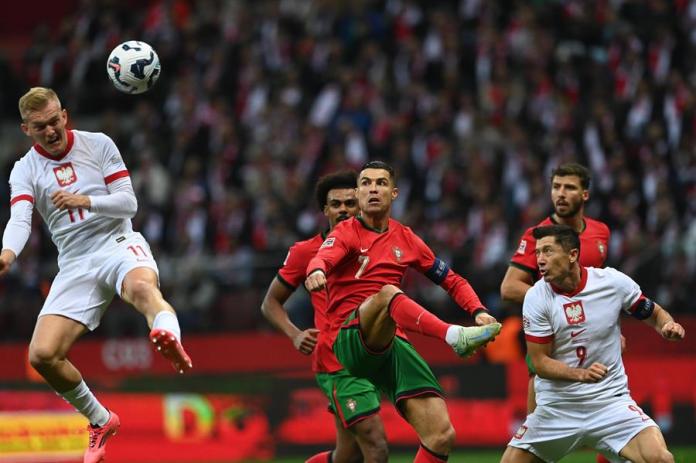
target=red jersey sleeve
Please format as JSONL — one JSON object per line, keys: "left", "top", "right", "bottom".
{"left": 306, "top": 220, "right": 355, "bottom": 276}
{"left": 277, "top": 240, "right": 314, "bottom": 289}
{"left": 409, "top": 229, "right": 486, "bottom": 316}
{"left": 509, "top": 226, "right": 538, "bottom": 276}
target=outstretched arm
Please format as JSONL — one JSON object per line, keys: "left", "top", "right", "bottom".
{"left": 261, "top": 277, "right": 318, "bottom": 355}
{"left": 528, "top": 340, "right": 608, "bottom": 383}
{"left": 500, "top": 265, "right": 534, "bottom": 304}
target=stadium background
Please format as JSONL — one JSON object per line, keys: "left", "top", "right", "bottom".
{"left": 0, "top": 0, "right": 694, "bottom": 461}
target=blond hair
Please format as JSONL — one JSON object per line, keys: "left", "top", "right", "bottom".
{"left": 18, "top": 87, "right": 61, "bottom": 121}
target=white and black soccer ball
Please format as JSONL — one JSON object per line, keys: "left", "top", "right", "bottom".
{"left": 106, "top": 41, "right": 161, "bottom": 94}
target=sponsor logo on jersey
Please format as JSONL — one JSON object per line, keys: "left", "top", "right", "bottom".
{"left": 346, "top": 398, "right": 357, "bottom": 412}
{"left": 392, "top": 246, "right": 402, "bottom": 262}
{"left": 563, "top": 301, "right": 586, "bottom": 325}
{"left": 513, "top": 425, "right": 528, "bottom": 439}
{"left": 320, "top": 237, "right": 335, "bottom": 248}
{"left": 53, "top": 163, "right": 77, "bottom": 186}
{"left": 517, "top": 239, "right": 527, "bottom": 254}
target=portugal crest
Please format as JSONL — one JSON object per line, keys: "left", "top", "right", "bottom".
{"left": 392, "top": 246, "right": 402, "bottom": 262}
{"left": 597, "top": 241, "right": 606, "bottom": 257}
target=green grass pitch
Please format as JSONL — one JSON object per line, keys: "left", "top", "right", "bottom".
{"left": 204, "top": 446, "right": 696, "bottom": 462}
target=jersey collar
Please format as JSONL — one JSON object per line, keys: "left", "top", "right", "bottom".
{"left": 357, "top": 215, "right": 388, "bottom": 233}
{"left": 34, "top": 130, "right": 74, "bottom": 161}
{"left": 549, "top": 214, "right": 587, "bottom": 233}
{"left": 550, "top": 266, "right": 588, "bottom": 297}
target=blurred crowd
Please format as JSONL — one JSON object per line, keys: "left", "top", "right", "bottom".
{"left": 0, "top": 0, "right": 694, "bottom": 340}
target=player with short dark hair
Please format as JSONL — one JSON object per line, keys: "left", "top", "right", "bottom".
{"left": 262, "top": 170, "right": 388, "bottom": 463}
{"left": 500, "top": 224, "right": 684, "bottom": 463}
{"left": 500, "top": 162, "right": 611, "bottom": 412}
{"left": 305, "top": 161, "right": 501, "bottom": 463}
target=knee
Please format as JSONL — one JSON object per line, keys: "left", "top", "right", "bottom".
{"left": 126, "top": 279, "right": 158, "bottom": 305}
{"left": 356, "top": 426, "right": 388, "bottom": 462}
{"left": 362, "top": 440, "right": 388, "bottom": 463}
{"left": 376, "top": 284, "right": 401, "bottom": 305}
{"left": 28, "top": 343, "right": 59, "bottom": 370}
{"left": 425, "top": 423, "right": 456, "bottom": 454}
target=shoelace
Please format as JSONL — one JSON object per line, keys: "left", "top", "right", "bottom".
{"left": 88, "top": 427, "right": 100, "bottom": 448}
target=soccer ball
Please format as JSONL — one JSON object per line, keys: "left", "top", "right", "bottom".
{"left": 106, "top": 41, "right": 161, "bottom": 94}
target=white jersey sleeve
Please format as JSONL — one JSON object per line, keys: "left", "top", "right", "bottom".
{"left": 603, "top": 267, "right": 643, "bottom": 312}
{"left": 2, "top": 159, "right": 35, "bottom": 256}
{"left": 522, "top": 284, "right": 554, "bottom": 342}
{"left": 87, "top": 133, "right": 137, "bottom": 218}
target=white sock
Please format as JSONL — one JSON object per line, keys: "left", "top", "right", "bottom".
{"left": 61, "top": 380, "right": 110, "bottom": 426}
{"left": 152, "top": 311, "right": 181, "bottom": 341}
{"left": 445, "top": 326, "right": 462, "bottom": 346}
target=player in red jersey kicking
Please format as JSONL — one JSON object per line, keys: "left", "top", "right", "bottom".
{"left": 500, "top": 163, "right": 615, "bottom": 463}
{"left": 262, "top": 170, "right": 389, "bottom": 463}
{"left": 306, "top": 161, "right": 501, "bottom": 463}
{"left": 501, "top": 225, "right": 683, "bottom": 463}
{"left": 0, "top": 87, "right": 191, "bottom": 463}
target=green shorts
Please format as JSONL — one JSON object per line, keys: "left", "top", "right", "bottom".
{"left": 526, "top": 353, "right": 537, "bottom": 376}
{"left": 333, "top": 310, "right": 443, "bottom": 406}
{"left": 316, "top": 369, "right": 381, "bottom": 428}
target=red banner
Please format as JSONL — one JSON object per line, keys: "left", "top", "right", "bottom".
{"left": 2, "top": 316, "right": 695, "bottom": 382}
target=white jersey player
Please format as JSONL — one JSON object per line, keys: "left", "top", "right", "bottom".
{"left": 500, "top": 224, "right": 685, "bottom": 463}
{"left": 0, "top": 87, "right": 193, "bottom": 463}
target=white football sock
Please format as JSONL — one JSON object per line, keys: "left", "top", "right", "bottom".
{"left": 60, "top": 380, "right": 110, "bottom": 426}
{"left": 445, "top": 326, "right": 461, "bottom": 346}
{"left": 152, "top": 311, "right": 181, "bottom": 341}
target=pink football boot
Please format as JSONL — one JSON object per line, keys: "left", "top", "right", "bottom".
{"left": 149, "top": 329, "right": 193, "bottom": 373}
{"left": 84, "top": 410, "right": 120, "bottom": 463}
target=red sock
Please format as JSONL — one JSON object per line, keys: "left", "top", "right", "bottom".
{"left": 414, "top": 444, "right": 448, "bottom": 462}
{"left": 596, "top": 454, "right": 610, "bottom": 463}
{"left": 305, "top": 450, "right": 332, "bottom": 463}
{"left": 389, "top": 293, "right": 450, "bottom": 341}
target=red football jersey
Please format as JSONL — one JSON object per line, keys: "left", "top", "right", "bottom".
{"left": 277, "top": 233, "right": 343, "bottom": 373}
{"left": 510, "top": 216, "right": 611, "bottom": 277}
{"left": 307, "top": 216, "right": 484, "bottom": 356}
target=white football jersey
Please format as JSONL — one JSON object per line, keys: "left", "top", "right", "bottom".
{"left": 8, "top": 130, "right": 133, "bottom": 262}
{"left": 523, "top": 266, "right": 643, "bottom": 405}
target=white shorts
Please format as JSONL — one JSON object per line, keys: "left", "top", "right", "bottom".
{"left": 508, "top": 395, "right": 658, "bottom": 463}
{"left": 40, "top": 232, "right": 159, "bottom": 330}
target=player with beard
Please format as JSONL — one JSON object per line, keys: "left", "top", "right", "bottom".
{"left": 500, "top": 163, "right": 612, "bottom": 463}
{"left": 500, "top": 224, "right": 683, "bottom": 463}
{"left": 261, "top": 170, "right": 389, "bottom": 463}
{"left": 501, "top": 164, "right": 611, "bottom": 405}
